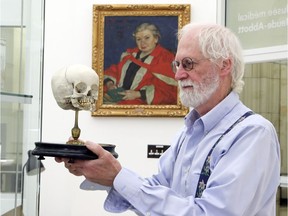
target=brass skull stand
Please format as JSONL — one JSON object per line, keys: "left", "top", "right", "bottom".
{"left": 66, "top": 110, "right": 84, "bottom": 145}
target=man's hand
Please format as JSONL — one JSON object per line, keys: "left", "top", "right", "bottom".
{"left": 55, "top": 141, "right": 122, "bottom": 186}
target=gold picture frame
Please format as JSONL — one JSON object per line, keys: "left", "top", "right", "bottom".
{"left": 92, "top": 4, "right": 190, "bottom": 117}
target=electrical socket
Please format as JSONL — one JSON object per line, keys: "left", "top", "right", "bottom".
{"left": 147, "top": 144, "right": 170, "bottom": 158}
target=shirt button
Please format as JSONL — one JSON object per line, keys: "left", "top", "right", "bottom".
{"left": 146, "top": 212, "right": 151, "bottom": 216}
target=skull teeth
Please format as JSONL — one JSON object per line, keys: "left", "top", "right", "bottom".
{"left": 70, "top": 96, "right": 96, "bottom": 110}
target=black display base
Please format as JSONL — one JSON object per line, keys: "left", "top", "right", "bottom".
{"left": 32, "top": 142, "right": 118, "bottom": 160}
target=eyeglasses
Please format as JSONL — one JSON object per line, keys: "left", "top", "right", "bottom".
{"left": 171, "top": 57, "right": 208, "bottom": 73}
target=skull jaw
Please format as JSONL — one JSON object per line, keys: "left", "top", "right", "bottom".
{"left": 56, "top": 96, "right": 97, "bottom": 112}
{"left": 71, "top": 95, "right": 97, "bottom": 111}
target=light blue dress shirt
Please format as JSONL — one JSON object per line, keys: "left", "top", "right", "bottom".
{"left": 82, "top": 91, "right": 280, "bottom": 216}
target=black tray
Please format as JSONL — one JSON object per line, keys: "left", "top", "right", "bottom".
{"left": 32, "top": 142, "right": 118, "bottom": 160}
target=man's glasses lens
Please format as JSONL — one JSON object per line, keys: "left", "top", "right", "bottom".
{"left": 172, "top": 61, "right": 179, "bottom": 73}
{"left": 171, "top": 57, "right": 194, "bottom": 73}
{"left": 182, "top": 58, "right": 194, "bottom": 71}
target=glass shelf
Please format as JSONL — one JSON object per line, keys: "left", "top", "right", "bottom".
{"left": 0, "top": 92, "right": 33, "bottom": 104}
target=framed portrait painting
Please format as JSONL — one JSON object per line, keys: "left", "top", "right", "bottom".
{"left": 92, "top": 4, "right": 190, "bottom": 117}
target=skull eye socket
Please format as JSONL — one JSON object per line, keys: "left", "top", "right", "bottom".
{"left": 88, "top": 84, "right": 98, "bottom": 96}
{"left": 91, "top": 84, "right": 98, "bottom": 90}
{"left": 75, "top": 82, "right": 87, "bottom": 93}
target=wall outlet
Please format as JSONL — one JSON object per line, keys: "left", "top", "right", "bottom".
{"left": 147, "top": 144, "right": 170, "bottom": 158}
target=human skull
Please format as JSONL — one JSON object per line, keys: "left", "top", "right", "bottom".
{"left": 51, "top": 64, "right": 99, "bottom": 111}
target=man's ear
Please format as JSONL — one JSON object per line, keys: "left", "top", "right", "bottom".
{"left": 220, "top": 58, "right": 232, "bottom": 76}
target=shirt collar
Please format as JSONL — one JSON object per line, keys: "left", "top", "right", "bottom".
{"left": 184, "top": 91, "right": 240, "bottom": 133}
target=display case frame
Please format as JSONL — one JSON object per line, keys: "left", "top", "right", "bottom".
{"left": 0, "top": 0, "right": 45, "bottom": 215}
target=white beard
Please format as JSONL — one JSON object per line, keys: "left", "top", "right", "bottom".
{"left": 179, "top": 69, "right": 220, "bottom": 108}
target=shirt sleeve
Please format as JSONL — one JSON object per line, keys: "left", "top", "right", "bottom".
{"left": 104, "top": 169, "right": 145, "bottom": 214}
{"left": 104, "top": 167, "right": 198, "bottom": 215}
{"left": 104, "top": 129, "right": 197, "bottom": 215}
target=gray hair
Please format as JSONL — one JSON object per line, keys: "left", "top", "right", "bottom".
{"left": 179, "top": 23, "right": 245, "bottom": 94}
{"left": 133, "top": 23, "right": 161, "bottom": 40}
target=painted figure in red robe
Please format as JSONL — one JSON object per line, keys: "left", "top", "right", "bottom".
{"left": 103, "top": 23, "right": 178, "bottom": 105}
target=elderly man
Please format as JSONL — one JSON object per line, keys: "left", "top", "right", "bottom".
{"left": 57, "top": 23, "right": 280, "bottom": 216}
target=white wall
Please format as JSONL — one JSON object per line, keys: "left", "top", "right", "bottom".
{"left": 41, "top": 0, "right": 218, "bottom": 215}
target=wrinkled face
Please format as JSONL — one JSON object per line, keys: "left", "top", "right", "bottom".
{"left": 51, "top": 64, "right": 99, "bottom": 111}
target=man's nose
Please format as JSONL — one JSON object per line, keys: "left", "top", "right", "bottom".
{"left": 175, "top": 68, "right": 188, "bottom": 81}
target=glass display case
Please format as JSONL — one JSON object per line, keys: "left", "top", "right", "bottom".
{"left": 0, "top": 0, "right": 45, "bottom": 215}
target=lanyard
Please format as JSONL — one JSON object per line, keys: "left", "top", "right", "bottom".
{"left": 195, "top": 111, "right": 254, "bottom": 198}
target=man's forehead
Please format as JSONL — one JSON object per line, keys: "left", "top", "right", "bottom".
{"left": 175, "top": 36, "right": 202, "bottom": 60}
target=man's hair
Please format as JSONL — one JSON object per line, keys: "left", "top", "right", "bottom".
{"left": 179, "top": 23, "right": 245, "bottom": 94}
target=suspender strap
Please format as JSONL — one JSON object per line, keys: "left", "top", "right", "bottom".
{"left": 195, "top": 111, "right": 254, "bottom": 198}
